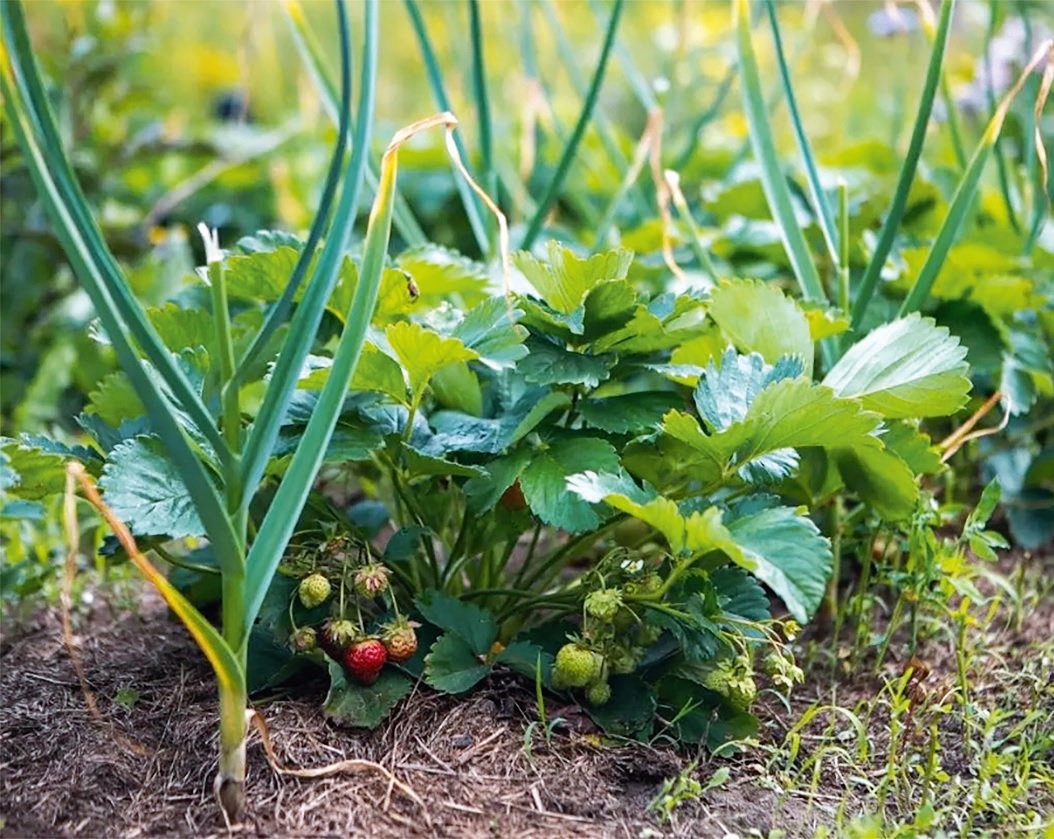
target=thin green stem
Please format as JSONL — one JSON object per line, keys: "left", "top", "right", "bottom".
{"left": 837, "top": 179, "right": 850, "bottom": 314}
{"left": 522, "top": 0, "right": 624, "bottom": 249}
{"left": 402, "top": 0, "right": 490, "bottom": 253}
{"left": 851, "top": 0, "right": 957, "bottom": 329}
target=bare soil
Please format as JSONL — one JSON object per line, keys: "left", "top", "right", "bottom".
{"left": 1, "top": 550, "right": 1051, "bottom": 839}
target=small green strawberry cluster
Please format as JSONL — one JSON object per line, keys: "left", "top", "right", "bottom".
{"left": 697, "top": 643, "right": 804, "bottom": 711}
{"left": 550, "top": 549, "right": 669, "bottom": 706}
{"left": 285, "top": 534, "right": 419, "bottom": 685}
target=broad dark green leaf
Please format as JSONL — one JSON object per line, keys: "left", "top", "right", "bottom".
{"left": 834, "top": 446, "right": 918, "bottom": 521}
{"left": 99, "top": 435, "right": 205, "bottom": 538}
{"left": 424, "top": 633, "right": 491, "bottom": 693}
{"left": 324, "top": 660, "right": 412, "bottom": 728}
{"left": 578, "top": 392, "right": 683, "bottom": 435}
{"left": 517, "top": 338, "right": 615, "bottom": 388}
{"left": 520, "top": 437, "right": 620, "bottom": 532}
{"left": 726, "top": 504, "right": 832, "bottom": 623}
{"left": 416, "top": 589, "right": 498, "bottom": 655}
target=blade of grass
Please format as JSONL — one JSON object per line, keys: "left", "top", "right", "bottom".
{"left": 2, "top": 1, "right": 230, "bottom": 465}
{"left": 1, "top": 1, "right": 244, "bottom": 574}
{"left": 284, "top": 0, "right": 426, "bottom": 249}
{"left": 850, "top": 0, "right": 956, "bottom": 330}
{"left": 239, "top": 0, "right": 375, "bottom": 508}
{"left": 732, "top": 0, "right": 834, "bottom": 368}
{"left": 587, "top": 0, "right": 657, "bottom": 110}
{"left": 402, "top": 0, "right": 491, "bottom": 253}
{"left": 899, "top": 41, "right": 1054, "bottom": 316}
{"left": 522, "top": 0, "right": 624, "bottom": 250}
{"left": 764, "top": 0, "right": 838, "bottom": 267}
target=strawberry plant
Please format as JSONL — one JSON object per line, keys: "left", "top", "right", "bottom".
{"left": 4, "top": 0, "right": 1052, "bottom": 827}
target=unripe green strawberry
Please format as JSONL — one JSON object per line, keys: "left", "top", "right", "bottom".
{"left": 298, "top": 573, "right": 331, "bottom": 608}
{"left": 343, "top": 638, "right": 388, "bottom": 685}
{"left": 552, "top": 643, "right": 603, "bottom": 689}
{"left": 584, "top": 588, "right": 623, "bottom": 622}
{"left": 635, "top": 622, "right": 662, "bottom": 647}
{"left": 586, "top": 680, "right": 612, "bottom": 706}
{"left": 290, "top": 626, "right": 318, "bottom": 652}
{"left": 701, "top": 656, "right": 757, "bottom": 710}
{"left": 607, "top": 643, "right": 641, "bottom": 675}
{"left": 381, "top": 619, "right": 419, "bottom": 664}
{"left": 354, "top": 563, "right": 390, "bottom": 598}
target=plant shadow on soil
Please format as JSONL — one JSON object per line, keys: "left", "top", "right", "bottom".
{"left": 1, "top": 549, "right": 1052, "bottom": 839}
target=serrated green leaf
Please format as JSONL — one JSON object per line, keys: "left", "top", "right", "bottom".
{"left": 726, "top": 504, "right": 832, "bottom": 623}
{"left": 708, "top": 279, "right": 814, "bottom": 375}
{"left": 330, "top": 262, "right": 419, "bottom": 325}
{"left": 299, "top": 343, "right": 409, "bottom": 404}
{"left": 224, "top": 246, "right": 299, "bottom": 302}
{"left": 145, "top": 304, "right": 216, "bottom": 352}
{"left": 520, "top": 437, "right": 620, "bottom": 532}
{"left": 451, "top": 297, "right": 529, "bottom": 369}
{"left": 430, "top": 361, "right": 483, "bottom": 416}
{"left": 99, "top": 436, "right": 205, "bottom": 538}
{"left": 1000, "top": 328, "right": 1053, "bottom": 416}
{"left": 415, "top": 589, "right": 498, "bottom": 655}
{"left": 694, "top": 349, "right": 804, "bottom": 432}
{"left": 823, "top": 314, "right": 970, "bottom": 418}
{"left": 429, "top": 391, "right": 569, "bottom": 456}
{"left": 423, "top": 633, "right": 492, "bottom": 694}
{"left": 566, "top": 471, "right": 741, "bottom": 559}
{"left": 86, "top": 372, "right": 143, "bottom": 426}
{"left": 0, "top": 441, "right": 68, "bottom": 500}
{"left": 712, "top": 566, "right": 771, "bottom": 622}
{"left": 397, "top": 243, "right": 490, "bottom": 304}
{"left": 586, "top": 674, "right": 656, "bottom": 739}
{"left": 582, "top": 280, "right": 640, "bottom": 340}
{"left": 881, "top": 421, "right": 943, "bottom": 474}
{"left": 386, "top": 320, "right": 478, "bottom": 403}
{"left": 323, "top": 660, "right": 412, "bottom": 728}
{"left": 518, "top": 338, "right": 614, "bottom": 388}
{"left": 834, "top": 446, "right": 918, "bottom": 521}
{"left": 578, "top": 392, "right": 683, "bottom": 435}
{"left": 494, "top": 641, "right": 552, "bottom": 682}
{"left": 400, "top": 444, "right": 487, "bottom": 479}
{"left": 514, "top": 242, "right": 633, "bottom": 314}
{"left": 463, "top": 448, "right": 534, "bottom": 512}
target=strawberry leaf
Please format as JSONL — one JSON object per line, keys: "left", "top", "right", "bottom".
{"left": 323, "top": 660, "right": 412, "bottom": 728}
{"left": 99, "top": 435, "right": 207, "bottom": 538}
{"left": 415, "top": 589, "right": 497, "bottom": 655}
{"left": 423, "top": 633, "right": 491, "bottom": 694}
{"left": 519, "top": 437, "right": 620, "bottom": 533}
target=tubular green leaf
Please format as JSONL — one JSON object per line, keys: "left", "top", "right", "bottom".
{"left": 242, "top": 0, "right": 382, "bottom": 631}
{"left": 1, "top": 1, "right": 244, "bottom": 575}
{"left": 522, "top": 0, "right": 624, "bottom": 250}
{"left": 239, "top": 0, "right": 375, "bottom": 503}
{"left": 732, "top": 0, "right": 833, "bottom": 368}
{"left": 851, "top": 0, "right": 956, "bottom": 329}
{"left": 764, "top": 0, "right": 838, "bottom": 267}
{"left": 235, "top": 0, "right": 353, "bottom": 383}
{"left": 284, "top": 0, "right": 426, "bottom": 249}
{"left": 469, "top": 0, "right": 497, "bottom": 206}
{"left": 402, "top": 0, "right": 491, "bottom": 252}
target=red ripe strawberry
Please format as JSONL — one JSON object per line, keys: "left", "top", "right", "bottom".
{"left": 343, "top": 639, "right": 388, "bottom": 685}
{"left": 499, "top": 479, "right": 527, "bottom": 511}
{"left": 381, "top": 619, "right": 419, "bottom": 664}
